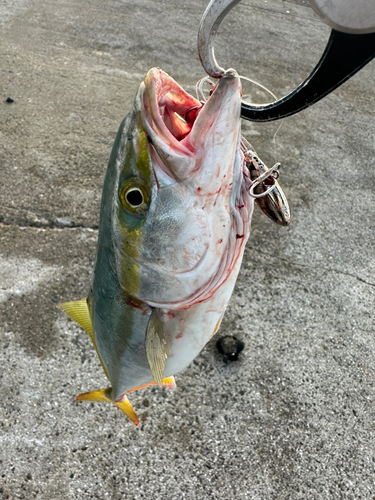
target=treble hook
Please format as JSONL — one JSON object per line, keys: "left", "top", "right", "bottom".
{"left": 198, "top": 0, "right": 375, "bottom": 122}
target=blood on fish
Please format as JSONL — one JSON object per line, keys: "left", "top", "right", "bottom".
{"left": 126, "top": 299, "right": 149, "bottom": 315}
{"left": 213, "top": 187, "right": 222, "bottom": 206}
{"left": 185, "top": 105, "right": 202, "bottom": 124}
{"left": 236, "top": 234, "right": 244, "bottom": 239}
{"left": 204, "top": 187, "right": 221, "bottom": 197}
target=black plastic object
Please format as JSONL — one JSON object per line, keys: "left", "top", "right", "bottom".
{"left": 216, "top": 335, "right": 244, "bottom": 361}
{"left": 241, "top": 29, "right": 375, "bottom": 122}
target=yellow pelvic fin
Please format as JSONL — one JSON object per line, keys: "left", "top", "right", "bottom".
{"left": 126, "top": 376, "right": 176, "bottom": 394}
{"left": 145, "top": 310, "right": 172, "bottom": 389}
{"left": 76, "top": 388, "right": 139, "bottom": 426}
{"left": 59, "top": 298, "right": 109, "bottom": 379}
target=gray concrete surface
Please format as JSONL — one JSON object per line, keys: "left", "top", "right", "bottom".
{"left": 1, "top": 0, "right": 374, "bottom": 498}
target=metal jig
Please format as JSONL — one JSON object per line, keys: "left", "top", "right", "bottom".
{"left": 241, "top": 137, "right": 290, "bottom": 226}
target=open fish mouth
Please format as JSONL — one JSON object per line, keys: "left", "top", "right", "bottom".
{"left": 142, "top": 68, "right": 202, "bottom": 146}
{"left": 140, "top": 68, "right": 243, "bottom": 181}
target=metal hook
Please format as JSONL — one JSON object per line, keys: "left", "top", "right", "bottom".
{"left": 198, "top": 0, "right": 375, "bottom": 122}
{"left": 248, "top": 163, "right": 280, "bottom": 199}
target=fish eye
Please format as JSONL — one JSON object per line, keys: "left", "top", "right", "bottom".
{"left": 119, "top": 181, "right": 150, "bottom": 214}
{"left": 126, "top": 188, "right": 143, "bottom": 207}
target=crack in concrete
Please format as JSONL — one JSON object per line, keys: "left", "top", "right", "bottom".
{"left": 247, "top": 245, "right": 375, "bottom": 288}
{"left": 0, "top": 206, "right": 98, "bottom": 230}
{"left": 2, "top": 207, "right": 372, "bottom": 288}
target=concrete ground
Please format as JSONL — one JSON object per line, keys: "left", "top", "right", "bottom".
{"left": 1, "top": 0, "right": 374, "bottom": 498}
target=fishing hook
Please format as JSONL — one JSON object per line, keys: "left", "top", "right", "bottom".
{"left": 198, "top": 0, "right": 375, "bottom": 122}
{"left": 248, "top": 163, "right": 280, "bottom": 199}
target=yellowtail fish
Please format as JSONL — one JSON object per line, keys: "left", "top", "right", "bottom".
{"left": 60, "top": 68, "right": 254, "bottom": 425}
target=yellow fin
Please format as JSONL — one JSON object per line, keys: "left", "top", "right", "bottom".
{"left": 145, "top": 310, "right": 172, "bottom": 389}
{"left": 59, "top": 299, "right": 109, "bottom": 379}
{"left": 161, "top": 376, "right": 176, "bottom": 389}
{"left": 211, "top": 313, "right": 224, "bottom": 339}
{"left": 76, "top": 389, "right": 139, "bottom": 426}
{"left": 59, "top": 298, "right": 93, "bottom": 337}
{"left": 76, "top": 388, "right": 111, "bottom": 403}
{"left": 114, "top": 395, "right": 139, "bottom": 426}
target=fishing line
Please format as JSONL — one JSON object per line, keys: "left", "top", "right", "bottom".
{"left": 272, "top": 120, "right": 283, "bottom": 160}
{"left": 239, "top": 75, "right": 277, "bottom": 102}
{"left": 239, "top": 75, "right": 285, "bottom": 162}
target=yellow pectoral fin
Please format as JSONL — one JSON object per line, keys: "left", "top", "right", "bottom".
{"left": 145, "top": 310, "right": 172, "bottom": 389}
{"left": 76, "top": 389, "right": 139, "bottom": 426}
{"left": 59, "top": 298, "right": 109, "bottom": 379}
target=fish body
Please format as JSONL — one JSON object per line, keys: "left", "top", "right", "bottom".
{"left": 61, "top": 68, "right": 253, "bottom": 424}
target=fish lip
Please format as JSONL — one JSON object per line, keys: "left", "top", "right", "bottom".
{"left": 140, "top": 68, "right": 241, "bottom": 155}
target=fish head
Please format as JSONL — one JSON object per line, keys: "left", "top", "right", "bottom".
{"left": 110, "top": 68, "right": 253, "bottom": 309}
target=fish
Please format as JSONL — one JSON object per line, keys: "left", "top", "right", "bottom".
{"left": 60, "top": 67, "right": 254, "bottom": 425}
